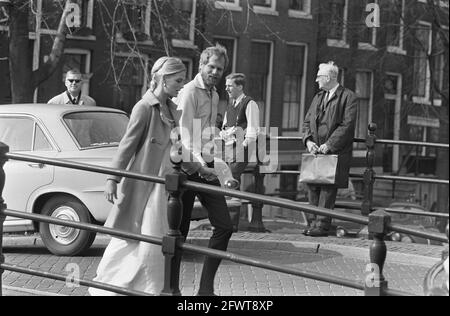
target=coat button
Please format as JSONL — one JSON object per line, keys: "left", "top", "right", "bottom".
{"left": 151, "top": 137, "right": 156, "bottom": 143}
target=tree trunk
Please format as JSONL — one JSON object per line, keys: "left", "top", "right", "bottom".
{"left": 436, "top": 102, "right": 449, "bottom": 215}
{"left": 9, "top": 0, "right": 34, "bottom": 103}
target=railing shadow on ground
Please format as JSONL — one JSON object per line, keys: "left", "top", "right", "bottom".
{"left": 0, "top": 123, "right": 449, "bottom": 296}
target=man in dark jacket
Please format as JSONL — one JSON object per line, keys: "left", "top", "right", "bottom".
{"left": 302, "top": 61, "right": 357, "bottom": 237}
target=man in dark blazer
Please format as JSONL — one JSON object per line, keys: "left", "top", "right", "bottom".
{"left": 302, "top": 61, "right": 357, "bottom": 237}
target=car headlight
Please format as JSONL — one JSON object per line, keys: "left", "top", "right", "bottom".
{"left": 336, "top": 227, "right": 347, "bottom": 238}
{"left": 390, "top": 232, "right": 402, "bottom": 242}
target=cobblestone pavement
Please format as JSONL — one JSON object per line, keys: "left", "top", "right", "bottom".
{"left": 2, "top": 223, "right": 446, "bottom": 296}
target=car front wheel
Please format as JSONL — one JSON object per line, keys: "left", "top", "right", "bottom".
{"left": 39, "top": 196, "right": 96, "bottom": 256}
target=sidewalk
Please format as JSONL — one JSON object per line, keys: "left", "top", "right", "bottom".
{"left": 1, "top": 219, "right": 447, "bottom": 296}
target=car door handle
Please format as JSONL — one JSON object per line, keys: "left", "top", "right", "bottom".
{"left": 28, "top": 163, "right": 45, "bottom": 169}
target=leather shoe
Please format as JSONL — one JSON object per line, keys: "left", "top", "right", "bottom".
{"left": 302, "top": 229, "right": 311, "bottom": 236}
{"left": 307, "top": 227, "right": 329, "bottom": 237}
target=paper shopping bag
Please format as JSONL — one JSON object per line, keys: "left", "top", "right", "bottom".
{"left": 299, "top": 154, "right": 338, "bottom": 185}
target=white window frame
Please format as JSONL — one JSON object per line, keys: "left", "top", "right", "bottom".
{"left": 327, "top": 0, "right": 349, "bottom": 48}
{"left": 179, "top": 57, "right": 194, "bottom": 81}
{"left": 212, "top": 35, "right": 237, "bottom": 74}
{"left": 172, "top": 0, "right": 198, "bottom": 49}
{"left": 115, "top": 0, "right": 153, "bottom": 45}
{"left": 253, "top": 0, "right": 279, "bottom": 16}
{"left": 283, "top": 42, "right": 308, "bottom": 137}
{"left": 38, "top": 0, "right": 96, "bottom": 40}
{"left": 417, "top": 0, "right": 447, "bottom": 6}
{"left": 288, "top": 0, "right": 312, "bottom": 19}
{"left": 358, "top": 0, "right": 377, "bottom": 50}
{"left": 387, "top": 0, "right": 406, "bottom": 55}
{"left": 407, "top": 115, "right": 440, "bottom": 156}
{"left": 215, "top": 0, "right": 243, "bottom": 11}
{"left": 63, "top": 48, "right": 93, "bottom": 96}
{"left": 0, "top": 4, "right": 9, "bottom": 32}
{"left": 412, "top": 21, "right": 436, "bottom": 105}
{"left": 251, "top": 39, "right": 274, "bottom": 129}
{"left": 384, "top": 72, "right": 402, "bottom": 172}
{"left": 113, "top": 52, "right": 150, "bottom": 96}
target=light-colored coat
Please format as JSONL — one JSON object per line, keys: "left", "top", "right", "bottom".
{"left": 105, "top": 90, "right": 180, "bottom": 233}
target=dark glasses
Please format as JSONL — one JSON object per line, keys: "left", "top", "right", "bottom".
{"left": 68, "top": 79, "right": 81, "bottom": 83}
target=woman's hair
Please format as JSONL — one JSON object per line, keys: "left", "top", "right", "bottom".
{"left": 150, "top": 57, "right": 186, "bottom": 91}
{"left": 226, "top": 73, "right": 246, "bottom": 88}
{"left": 319, "top": 61, "right": 339, "bottom": 80}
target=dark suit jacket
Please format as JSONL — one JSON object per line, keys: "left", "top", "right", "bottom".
{"left": 302, "top": 85, "right": 357, "bottom": 188}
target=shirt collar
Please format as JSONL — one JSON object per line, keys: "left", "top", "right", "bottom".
{"left": 327, "top": 84, "right": 340, "bottom": 98}
{"left": 142, "top": 89, "right": 178, "bottom": 111}
{"left": 193, "top": 73, "right": 217, "bottom": 93}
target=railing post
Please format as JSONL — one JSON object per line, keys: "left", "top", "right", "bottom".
{"left": 362, "top": 123, "right": 377, "bottom": 216}
{"left": 0, "top": 142, "right": 9, "bottom": 297}
{"left": 365, "top": 210, "right": 390, "bottom": 296}
{"left": 160, "top": 146, "right": 186, "bottom": 296}
{"left": 248, "top": 165, "right": 266, "bottom": 232}
{"left": 423, "top": 224, "right": 449, "bottom": 296}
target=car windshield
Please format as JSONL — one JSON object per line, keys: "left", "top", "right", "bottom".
{"left": 63, "top": 111, "right": 128, "bottom": 149}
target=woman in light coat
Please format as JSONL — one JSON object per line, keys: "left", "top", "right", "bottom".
{"left": 89, "top": 57, "right": 186, "bottom": 295}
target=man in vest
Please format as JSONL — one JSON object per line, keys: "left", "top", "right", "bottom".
{"left": 221, "top": 73, "right": 260, "bottom": 182}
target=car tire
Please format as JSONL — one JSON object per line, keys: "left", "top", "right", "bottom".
{"left": 39, "top": 196, "right": 96, "bottom": 256}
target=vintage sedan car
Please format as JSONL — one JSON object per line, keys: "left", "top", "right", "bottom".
{"left": 384, "top": 202, "right": 445, "bottom": 245}
{"left": 1, "top": 104, "right": 129, "bottom": 256}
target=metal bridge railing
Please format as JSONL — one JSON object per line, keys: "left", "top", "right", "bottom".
{"left": 0, "top": 151, "right": 422, "bottom": 296}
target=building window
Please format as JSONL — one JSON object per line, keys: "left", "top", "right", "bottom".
{"left": 327, "top": 0, "right": 349, "bottom": 48}
{"left": 412, "top": 22, "right": 431, "bottom": 102}
{"left": 170, "top": 0, "right": 197, "bottom": 47}
{"left": 180, "top": 58, "right": 193, "bottom": 82}
{"left": 383, "top": 0, "right": 405, "bottom": 54}
{"left": 282, "top": 45, "right": 306, "bottom": 132}
{"left": 249, "top": 41, "right": 272, "bottom": 125}
{"left": 431, "top": 29, "right": 446, "bottom": 105}
{"left": 0, "top": 5, "right": 9, "bottom": 30}
{"left": 213, "top": 37, "right": 236, "bottom": 112}
{"left": 357, "top": 0, "right": 377, "bottom": 49}
{"left": 279, "top": 165, "right": 299, "bottom": 201}
{"left": 63, "top": 49, "right": 93, "bottom": 97}
{"left": 112, "top": 55, "right": 149, "bottom": 113}
{"left": 383, "top": 73, "right": 402, "bottom": 172}
{"left": 406, "top": 116, "right": 439, "bottom": 175}
{"left": 117, "top": 0, "right": 151, "bottom": 42}
{"left": 288, "top": 0, "right": 312, "bottom": 18}
{"left": 254, "top": 0, "right": 275, "bottom": 9}
{"left": 354, "top": 71, "right": 373, "bottom": 149}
